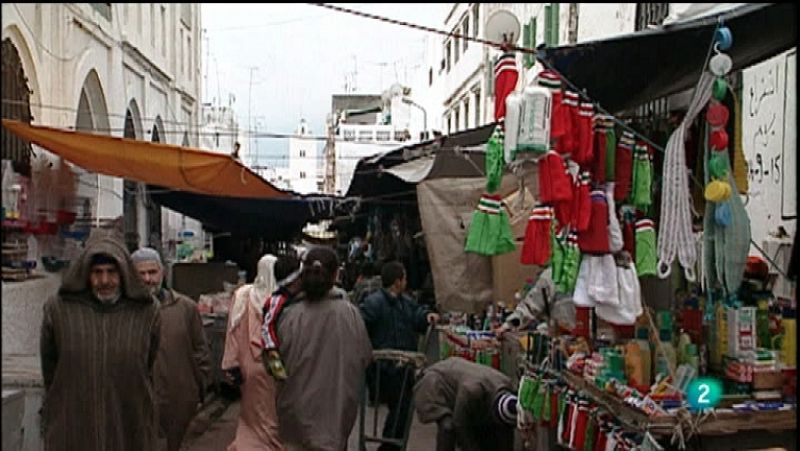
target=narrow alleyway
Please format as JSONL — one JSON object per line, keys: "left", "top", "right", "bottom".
{"left": 182, "top": 400, "right": 438, "bottom": 451}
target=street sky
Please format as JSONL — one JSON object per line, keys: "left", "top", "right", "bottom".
{"left": 202, "top": 3, "right": 451, "bottom": 168}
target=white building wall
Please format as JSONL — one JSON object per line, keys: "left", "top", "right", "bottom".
{"left": 335, "top": 123, "right": 405, "bottom": 195}
{"left": 287, "top": 120, "right": 320, "bottom": 194}
{"left": 576, "top": 3, "right": 636, "bottom": 42}
{"left": 742, "top": 49, "right": 797, "bottom": 248}
{"left": 1, "top": 1, "right": 203, "bottom": 340}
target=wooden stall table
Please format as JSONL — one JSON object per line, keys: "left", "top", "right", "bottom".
{"left": 562, "top": 371, "right": 797, "bottom": 450}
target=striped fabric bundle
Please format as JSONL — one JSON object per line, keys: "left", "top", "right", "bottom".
{"left": 521, "top": 205, "right": 554, "bottom": 266}
{"left": 494, "top": 52, "right": 519, "bottom": 122}
{"left": 574, "top": 102, "right": 595, "bottom": 166}
{"left": 557, "top": 91, "right": 580, "bottom": 156}
{"left": 614, "top": 131, "right": 635, "bottom": 201}
{"left": 635, "top": 218, "right": 657, "bottom": 277}
{"left": 537, "top": 70, "right": 569, "bottom": 151}
{"left": 571, "top": 171, "right": 592, "bottom": 233}
{"left": 464, "top": 194, "right": 516, "bottom": 256}
{"left": 539, "top": 150, "right": 574, "bottom": 204}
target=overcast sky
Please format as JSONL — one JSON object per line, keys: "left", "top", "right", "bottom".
{"left": 202, "top": 3, "right": 451, "bottom": 167}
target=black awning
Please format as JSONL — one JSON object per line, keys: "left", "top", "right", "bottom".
{"left": 150, "top": 187, "right": 357, "bottom": 240}
{"left": 346, "top": 123, "right": 496, "bottom": 198}
{"left": 538, "top": 3, "right": 797, "bottom": 114}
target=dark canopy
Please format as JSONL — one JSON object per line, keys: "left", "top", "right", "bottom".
{"left": 150, "top": 188, "right": 358, "bottom": 240}
{"left": 538, "top": 3, "right": 797, "bottom": 113}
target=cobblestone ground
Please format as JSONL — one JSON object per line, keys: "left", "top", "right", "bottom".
{"left": 182, "top": 400, "right": 438, "bottom": 451}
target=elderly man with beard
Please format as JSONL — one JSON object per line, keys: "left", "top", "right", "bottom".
{"left": 39, "top": 230, "right": 161, "bottom": 451}
{"left": 132, "top": 247, "right": 211, "bottom": 451}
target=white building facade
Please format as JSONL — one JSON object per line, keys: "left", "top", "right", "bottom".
{"left": 287, "top": 119, "right": 321, "bottom": 194}
{"left": 2, "top": 3, "right": 203, "bottom": 254}
{"left": 200, "top": 99, "right": 240, "bottom": 155}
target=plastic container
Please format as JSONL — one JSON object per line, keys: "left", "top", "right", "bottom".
{"left": 654, "top": 329, "right": 677, "bottom": 378}
{"left": 517, "top": 84, "right": 552, "bottom": 154}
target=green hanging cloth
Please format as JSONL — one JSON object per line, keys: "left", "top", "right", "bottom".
{"left": 631, "top": 142, "right": 653, "bottom": 210}
{"left": 551, "top": 226, "right": 566, "bottom": 283}
{"left": 485, "top": 125, "right": 506, "bottom": 194}
{"left": 464, "top": 194, "right": 516, "bottom": 256}
{"left": 605, "top": 124, "right": 617, "bottom": 181}
{"left": 558, "top": 232, "right": 581, "bottom": 294}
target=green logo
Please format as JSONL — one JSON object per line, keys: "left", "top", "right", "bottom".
{"left": 687, "top": 378, "right": 723, "bottom": 411}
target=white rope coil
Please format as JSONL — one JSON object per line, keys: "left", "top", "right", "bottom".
{"left": 657, "top": 72, "right": 714, "bottom": 281}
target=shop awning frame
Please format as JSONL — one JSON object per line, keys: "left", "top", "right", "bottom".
{"left": 537, "top": 3, "right": 797, "bottom": 114}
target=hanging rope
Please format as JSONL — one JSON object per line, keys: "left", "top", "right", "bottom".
{"left": 656, "top": 72, "right": 714, "bottom": 281}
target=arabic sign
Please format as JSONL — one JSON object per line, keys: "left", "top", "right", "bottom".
{"left": 742, "top": 49, "right": 797, "bottom": 249}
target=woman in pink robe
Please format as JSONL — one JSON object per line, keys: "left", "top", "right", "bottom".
{"left": 222, "top": 254, "right": 283, "bottom": 451}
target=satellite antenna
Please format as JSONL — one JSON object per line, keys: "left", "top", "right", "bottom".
{"left": 485, "top": 10, "right": 521, "bottom": 47}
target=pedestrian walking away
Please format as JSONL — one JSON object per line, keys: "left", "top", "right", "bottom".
{"left": 276, "top": 246, "right": 373, "bottom": 451}
{"left": 222, "top": 254, "right": 283, "bottom": 450}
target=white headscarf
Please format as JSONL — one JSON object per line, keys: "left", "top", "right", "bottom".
{"left": 229, "top": 254, "right": 278, "bottom": 331}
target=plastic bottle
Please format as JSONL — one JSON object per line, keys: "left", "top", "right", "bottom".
{"left": 685, "top": 344, "right": 699, "bottom": 373}
{"left": 654, "top": 329, "right": 677, "bottom": 379}
{"left": 677, "top": 331, "right": 692, "bottom": 365}
{"left": 756, "top": 298, "right": 771, "bottom": 349}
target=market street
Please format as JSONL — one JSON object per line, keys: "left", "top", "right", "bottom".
{"left": 183, "top": 400, "right": 438, "bottom": 451}
{"left": 2, "top": 3, "right": 797, "bottom": 451}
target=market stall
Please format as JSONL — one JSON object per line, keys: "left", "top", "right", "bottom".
{"left": 425, "top": 5, "right": 797, "bottom": 450}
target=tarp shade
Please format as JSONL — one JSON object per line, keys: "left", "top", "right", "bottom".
{"left": 2, "top": 119, "right": 291, "bottom": 199}
{"left": 347, "top": 123, "right": 495, "bottom": 197}
{"left": 538, "top": 3, "right": 797, "bottom": 113}
{"left": 150, "top": 187, "right": 354, "bottom": 239}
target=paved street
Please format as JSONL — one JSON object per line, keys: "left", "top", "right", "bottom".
{"left": 183, "top": 400, "right": 438, "bottom": 451}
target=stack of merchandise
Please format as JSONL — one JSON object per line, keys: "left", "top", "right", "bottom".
{"left": 594, "top": 348, "right": 627, "bottom": 389}
{"left": 727, "top": 306, "right": 757, "bottom": 357}
{"left": 439, "top": 327, "right": 502, "bottom": 370}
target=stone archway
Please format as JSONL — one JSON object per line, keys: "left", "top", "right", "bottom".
{"left": 1, "top": 38, "right": 33, "bottom": 177}
{"left": 75, "top": 69, "right": 111, "bottom": 223}
{"left": 123, "top": 100, "right": 143, "bottom": 251}
{"left": 146, "top": 116, "right": 164, "bottom": 253}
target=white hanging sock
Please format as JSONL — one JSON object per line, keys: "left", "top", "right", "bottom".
{"left": 573, "top": 258, "right": 595, "bottom": 307}
{"left": 504, "top": 92, "right": 523, "bottom": 163}
{"left": 657, "top": 72, "right": 714, "bottom": 282}
{"left": 596, "top": 262, "right": 642, "bottom": 325}
{"left": 588, "top": 254, "right": 620, "bottom": 306}
{"left": 606, "top": 182, "right": 624, "bottom": 253}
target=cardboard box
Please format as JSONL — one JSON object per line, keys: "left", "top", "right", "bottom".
{"left": 491, "top": 244, "right": 542, "bottom": 309}
{"left": 752, "top": 368, "right": 784, "bottom": 390}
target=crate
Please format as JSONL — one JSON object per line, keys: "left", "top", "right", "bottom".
{"left": 752, "top": 369, "right": 784, "bottom": 390}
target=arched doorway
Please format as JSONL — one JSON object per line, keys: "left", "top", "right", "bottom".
{"left": 146, "top": 116, "right": 164, "bottom": 254}
{"left": 1, "top": 38, "right": 33, "bottom": 177}
{"left": 75, "top": 70, "right": 111, "bottom": 224}
{"left": 123, "top": 100, "right": 142, "bottom": 252}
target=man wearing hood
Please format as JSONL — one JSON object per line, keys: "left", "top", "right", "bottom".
{"left": 132, "top": 247, "right": 211, "bottom": 451}
{"left": 39, "top": 229, "right": 161, "bottom": 451}
{"left": 414, "top": 357, "right": 518, "bottom": 451}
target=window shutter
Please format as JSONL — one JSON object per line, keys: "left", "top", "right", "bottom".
{"left": 544, "top": 5, "right": 553, "bottom": 47}
{"left": 551, "top": 3, "right": 560, "bottom": 46}
{"left": 523, "top": 22, "right": 531, "bottom": 68}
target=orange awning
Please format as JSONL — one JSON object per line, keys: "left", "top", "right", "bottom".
{"left": 2, "top": 119, "right": 291, "bottom": 199}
